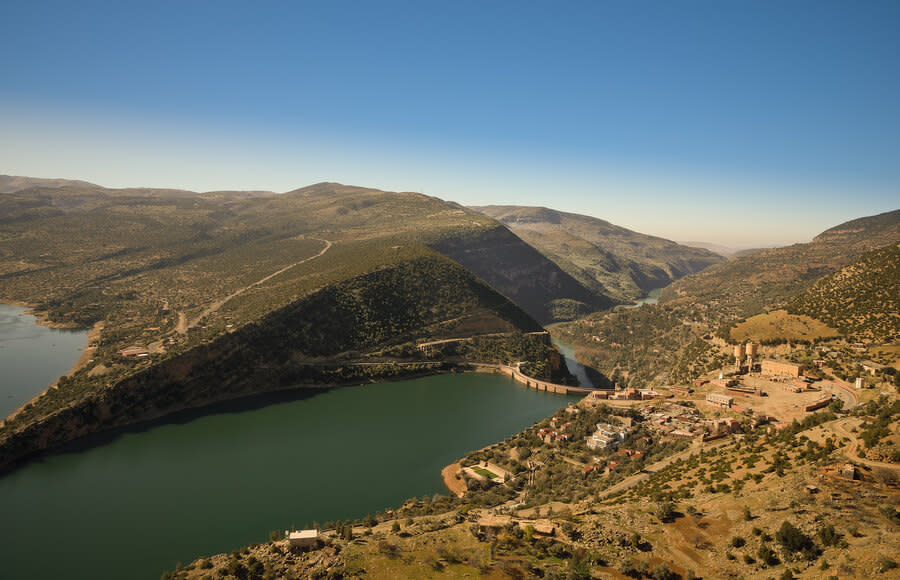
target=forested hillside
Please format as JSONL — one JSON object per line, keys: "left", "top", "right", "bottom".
{"left": 790, "top": 242, "right": 900, "bottom": 342}
{"left": 662, "top": 209, "right": 900, "bottom": 317}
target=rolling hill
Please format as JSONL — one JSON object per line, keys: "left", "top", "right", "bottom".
{"left": 0, "top": 177, "right": 603, "bottom": 470}
{"left": 662, "top": 209, "right": 900, "bottom": 317}
{"left": 471, "top": 205, "right": 725, "bottom": 302}
{"left": 556, "top": 208, "right": 900, "bottom": 389}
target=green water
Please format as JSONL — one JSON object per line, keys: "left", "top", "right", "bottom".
{"left": 555, "top": 340, "right": 595, "bottom": 388}
{"left": 0, "top": 373, "right": 575, "bottom": 579}
{"left": 0, "top": 303, "right": 89, "bottom": 419}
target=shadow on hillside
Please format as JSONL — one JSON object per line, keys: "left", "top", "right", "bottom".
{"left": 6, "top": 386, "right": 336, "bottom": 474}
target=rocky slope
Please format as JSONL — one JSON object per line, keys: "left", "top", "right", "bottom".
{"left": 471, "top": 205, "right": 725, "bottom": 302}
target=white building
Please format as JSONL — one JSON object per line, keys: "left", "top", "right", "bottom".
{"left": 287, "top": 529, "right": 319, "bottom": 548}
{"left": 586, "top": 422, "right": 630, "bottom": 449}
{"left": 706, "top": 393, "right": 734, "bottom": 408}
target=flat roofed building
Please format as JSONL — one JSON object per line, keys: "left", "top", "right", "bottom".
{"left": 706, "top": 393, "right": 734, "bottom": 408}
{"left": 119, "top": 346, "right": 150, "bottom": 357}
{"left": 287, "top": 529, "right": 319, "bottom": 547}
{"left": 761, "top": 359, "right": 802, "bottom": 378}
{"left": 861, "top": 360, "right": 886, "bottom": 374}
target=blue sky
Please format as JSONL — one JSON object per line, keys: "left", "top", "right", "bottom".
{"left": 2, "top": 1, "right": 898, "bottom": 247}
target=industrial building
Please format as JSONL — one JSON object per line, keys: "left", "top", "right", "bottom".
{"left": 761, "top": 359, "right": 802, "bottom": 378}
{"left": 706, "top": 393, "right": 734, "bottom": 408}
{"left": 733, "top": 342, "right": 759, "bottom": 372}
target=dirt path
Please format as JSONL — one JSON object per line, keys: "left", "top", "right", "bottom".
{"left": 187, "top": 238, "right": 332, "bottom": 330}
{"left": 825, "top": 417, "right": 900, "bottom": 472}
{"left": 175, "top": 311, "right": 188, "bottom": 335}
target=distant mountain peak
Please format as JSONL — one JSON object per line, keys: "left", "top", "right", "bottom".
{"left": 0, "top": 174, "right": 102, "bottom": 193}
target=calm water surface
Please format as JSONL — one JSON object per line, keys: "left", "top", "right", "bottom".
{"left": 632, "top": 287, "right": 662, "bottom": 307}
{"left": 0, "top": 303, "right": 88, "bottom": 419}
{"left": 555, "top": 340, "right": 595, "bottom": 388}
{"left": 0, "top": 355, "right": 575, "bottom": 579}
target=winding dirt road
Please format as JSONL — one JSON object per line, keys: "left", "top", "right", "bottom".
{"left": 177, "top": 238, "right": 332, "bottom": 333}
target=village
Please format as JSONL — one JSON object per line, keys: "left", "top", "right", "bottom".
{"left": 450, "top": 340, "right": 874, "bottom": 495}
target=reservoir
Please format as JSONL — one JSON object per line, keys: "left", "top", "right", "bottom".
{"left": 0, "top": 361, "right": 576, "bottom": 579}
{"left": 0, "top": 303, "right": 89, "bottom": 420}
{"left": 631, "top": 287, "right": 662, "bottom": 307}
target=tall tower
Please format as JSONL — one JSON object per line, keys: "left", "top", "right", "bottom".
{"left": 745, "top": 342, "right": 757, "bottom": 367}
{"left": 734, "top": 343, "right": 745, "bottom": 364}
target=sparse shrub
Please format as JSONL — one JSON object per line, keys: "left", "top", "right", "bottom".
{"left": 878, "top": 557, "right": 898, "bottom": 573}
{"left": 650, "top": 563, "right": 676, "bottom": 580}
{"left": 817, "top": 524, "right": 844, "bottom": 547}
{"left": 775, "top": 520, "right": 819, "bottom": 561}
{"left": 730, "top": 536, "right": 746, "bottom": 548}
{"left": 377, "top": 540, "right": 400, "bottom": 558}
{"left": 757, "top": 544, "right": 779, "bottom": 566}
{"left": 655, "top": 501, "right": 676, "bottom": 523}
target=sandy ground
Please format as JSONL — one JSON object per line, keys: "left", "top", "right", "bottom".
{"left": 442, "top": 462, "right": 467, "bottom": 497}
{"left": 698, "top": 375, "right": 839, "bottom": 423}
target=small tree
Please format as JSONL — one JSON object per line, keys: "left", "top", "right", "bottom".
{"left": 655, "top": 502, "right": 677, "bottom": 523}
{"left": 776, "top": 521, "right": 820, "bottom": 561}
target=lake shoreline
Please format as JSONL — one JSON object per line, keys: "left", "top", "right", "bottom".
{"left": 0, "top": 298, "right": 88, "bottom": 329}
{"left": 0, "top": 371, "right": 574, "bottom": 580}
{"left": 0, "top": 301, "right": 100, "bottom": 427}
{"left": 0, "top": 360, "right": 570, "bottom": 476}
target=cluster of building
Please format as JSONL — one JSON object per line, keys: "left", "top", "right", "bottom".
{"left": 583, "top": 447, "right": 645, "bottom": 476}
{"left": 585, "top": 419, "right": 633, "bottom": 450}
{"left": 581, "top": 387, "right": 667, "bottom": 406}
{"left": 537, "top": 416, "right": 574, "bottom": 444}
{"left": 705, "top": 417, "right": 742, "bottom": 439}
{"left": 638, "top": 402, "right": 741, "bottom": 440}
{"left": 638, "top": 402, "right": 705, "bottom": 439}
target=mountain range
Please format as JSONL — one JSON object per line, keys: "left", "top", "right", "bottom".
{"left": 472, "top": 205, "right": 725, "bottom": 302}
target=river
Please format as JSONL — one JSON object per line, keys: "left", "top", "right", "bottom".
{"left": 0, "top": 310, "right": 577, "bottom": 580}
{"left": 555, "top": 340, "right": 596, "bottom": 389}
{"left": 0, "top": 303, "right": 89, "bottom": 420}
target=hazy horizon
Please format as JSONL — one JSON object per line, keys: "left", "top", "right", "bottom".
{"left": 2, "top": 1, "right": 898, "bottom": 247}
